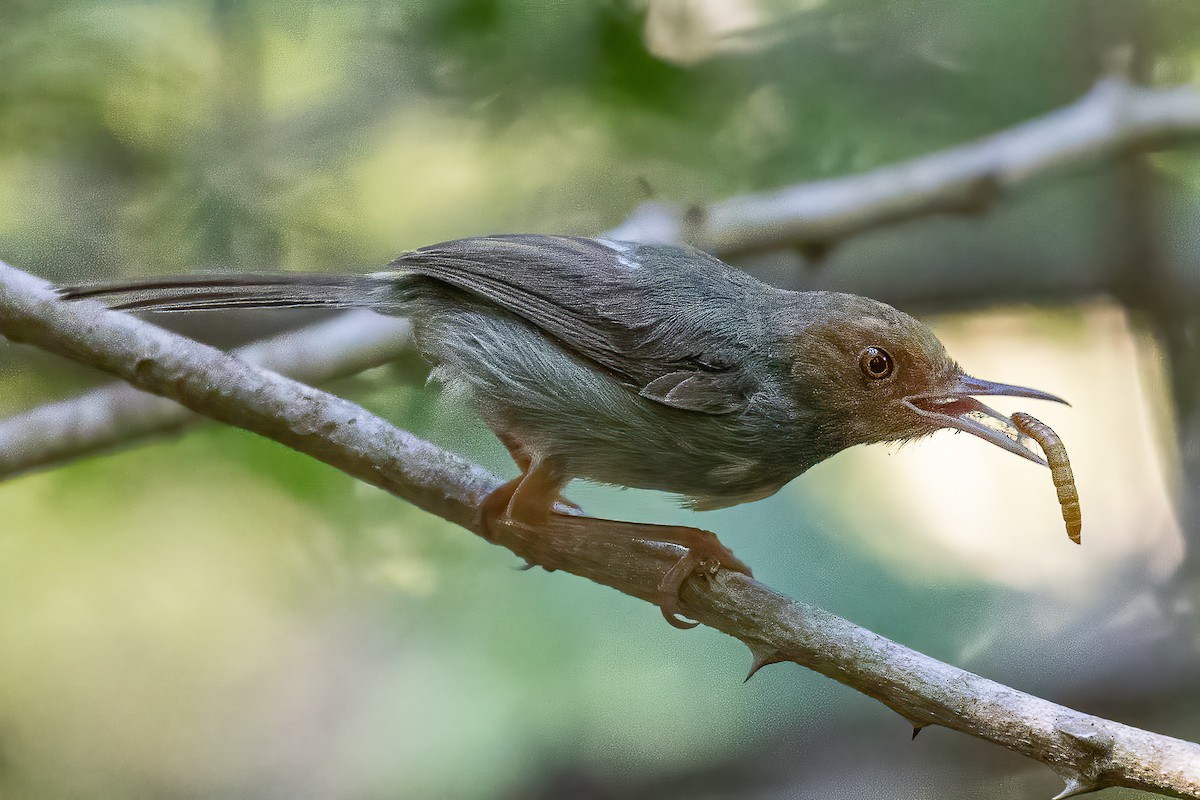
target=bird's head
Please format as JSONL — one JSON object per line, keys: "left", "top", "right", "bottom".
{"left": 784, "top": 293, "right": 1065, "bottom": 465}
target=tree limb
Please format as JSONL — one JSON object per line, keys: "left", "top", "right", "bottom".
{"left": 2, "top": 262, "right": 1198, "bottom": 799}
{"left": 0, "top": 311, "right": 410, "bottom": 479}
{"left": 606, "top": 78, "right": 1200, "bottom": 257}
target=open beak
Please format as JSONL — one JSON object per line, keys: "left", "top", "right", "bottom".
{"left": 903, "top": 375, "right": 1068, "bottom": 467}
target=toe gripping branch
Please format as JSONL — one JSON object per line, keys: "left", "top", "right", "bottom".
{"left": 650, "top": 526, "right": 753, "bottom": 629}
{"left": 475, "top": 480, "right": 753, "bottom": 629}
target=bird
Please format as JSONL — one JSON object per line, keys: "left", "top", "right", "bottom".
{"left": 61, "top": 234, "right": 1067, "bottom": 627}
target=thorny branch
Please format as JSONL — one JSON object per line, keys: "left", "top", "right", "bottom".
{"left": 2, "top": 261, "right": 1199, "bottom": 798}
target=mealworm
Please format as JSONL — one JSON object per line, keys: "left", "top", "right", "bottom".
{"left": 1011, "top": 412, "right": 1081, "bottom": 544}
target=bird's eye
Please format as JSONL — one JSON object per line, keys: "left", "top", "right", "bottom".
{"left": 859, "top": 346, "right": 894, "bottom": 380}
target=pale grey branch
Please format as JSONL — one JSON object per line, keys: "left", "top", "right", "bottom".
{"left": 606, "top": 78, "right": 1200, "bottom": 255}
{"left": 0, "top": 310, "right": 410, "bottom": 479}
{"left": 1, "top": 259, "right": 1198, "bottom": 798}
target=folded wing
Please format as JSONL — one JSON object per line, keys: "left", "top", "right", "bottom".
{"left": 395, "top": 235, "right": 770, "bottom": 415}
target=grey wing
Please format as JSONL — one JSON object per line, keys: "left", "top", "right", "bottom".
{"left": 388, "top": 234, "right": 770, "bottom": 415}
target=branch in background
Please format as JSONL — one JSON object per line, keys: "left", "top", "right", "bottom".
{"left": 1, "top": 264, "right": 1198, "bottom": 799}
{"left": 606, "top": 78, "right": 1200, "bottom": 258}
{"left": 0, "top": 311, "right": 410, "bottom": 479}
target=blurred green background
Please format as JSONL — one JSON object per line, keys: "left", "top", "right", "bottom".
{"left": 2, "top": 1, "right": 1200, "bottom": 798}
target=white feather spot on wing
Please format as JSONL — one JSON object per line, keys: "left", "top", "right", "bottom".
{"left": 597, "top": 238, "right": 641, "bottom": 272}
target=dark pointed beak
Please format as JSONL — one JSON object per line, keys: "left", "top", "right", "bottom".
{"left": 903, "top": 375, "right": 1069, "bottom": 467}
{"left": 951, "top": 375, "right": 1069, "bottom": 406}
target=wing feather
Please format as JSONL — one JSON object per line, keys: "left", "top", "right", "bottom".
{"left": 390, "top": 234, "right": 771, "bottom": 414}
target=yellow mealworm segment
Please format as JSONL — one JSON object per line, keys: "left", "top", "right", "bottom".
{"left": 1010, "top": 412, "right": 1081, "bottom": 544}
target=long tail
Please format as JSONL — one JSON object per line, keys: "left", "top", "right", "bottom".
{"left": 58, "top": 272, "right": 398, "bottom": 312}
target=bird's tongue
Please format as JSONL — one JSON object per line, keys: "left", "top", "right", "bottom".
{"left": 922, "top": 396, "right": 982, "bottom": 418}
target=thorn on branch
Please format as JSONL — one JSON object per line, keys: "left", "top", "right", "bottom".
{"left": 744, "top": 642, "right": 786, "bottom": 682}
{"left": 900, "top": 711, "right": 930, "bottom": 739}
{"left": 1050, "top": 775, "right": 1102, "bottom": 800}
{"left": 1050, "top": 721, "right": 1115, "bottom": 799}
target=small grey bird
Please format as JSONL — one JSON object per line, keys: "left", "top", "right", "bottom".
{"left": 63, "top": 234, "right": 1066, "bottom": 627}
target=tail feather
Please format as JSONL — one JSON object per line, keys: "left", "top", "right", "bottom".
{"left": 59, "top": 273, "right": 394, "bottom": 313}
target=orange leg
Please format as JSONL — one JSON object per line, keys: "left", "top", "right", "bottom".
{"left": 478, "top": 453, "right": 752, "bottom": 630}
{"left": 496, "top": 433, "right": 581, "bottom": 515}
{"left": 476, "top": 455, "right": 569, "bottom": 541}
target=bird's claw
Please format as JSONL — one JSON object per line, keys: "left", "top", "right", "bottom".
{"left": 554, "top": 495, "right": 584, "bottom": 516}
{"left": 655, "top": 533, "right": 752, "bottom": 629}
{"left": 658, "top": 553, "right": 703, "bottom": 629}
{"left": 478, "top": 477, "right": 752, "bottom": 630}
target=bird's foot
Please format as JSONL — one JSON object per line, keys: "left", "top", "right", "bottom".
{"left": 477, "top": 478, "right": 580, "bottom": 538}
{"left": 476, "top": 478, "right": 751, "bottom": 630}
{"left": 476, "top": 477, "right": 522, "bottom": 542}
{"left": 641, "top": 524, "right": 752, "bottom": 629}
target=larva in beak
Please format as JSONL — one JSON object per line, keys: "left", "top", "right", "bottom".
{"left": 1011, "top": 412, "right": 1081, "bottom": 545}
